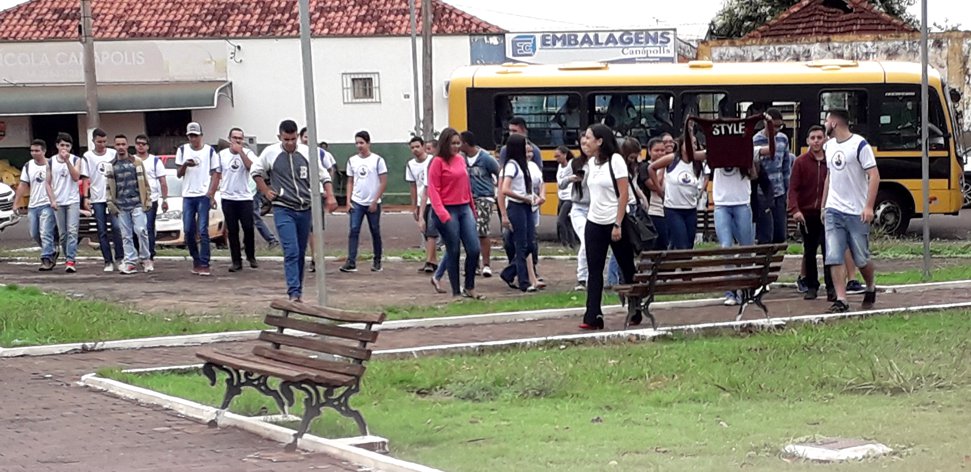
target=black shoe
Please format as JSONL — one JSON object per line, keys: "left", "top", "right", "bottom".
{"left": 420, "top": 262, "right": 437, "bottom": 273}
{"left": 228, "top": 264, "right": 242, "bottom": 273}
{"left": 371, "top": 260, "right": 383, "bottom": 272}
{"left": 796, "top": 276, "right": 808, "bottom": 293}
{"left": 248, "top": 258, "right": 259, "bottom": 269}
{"left": 500, "top": 273, "right": 517, "bottom": 290}
{"left": 826, "top": 289, "right": 837, "bottom": 302}
{"left": 827, "top": 300, "right": 850, "bottom": 313}
{"left": 309, "top": 260, "right": 316, "bottom": 273}
{"left": 846, "top": 279, "right": 865, "bottom": 295}
{"left": 862, "top": 290, "right": 876, "bottom": 309}
{"left": 39, "top": 258, "right": 54, "bottom": 271}
{"left": 804, "top": 288, "right": 818, "bottom": 300}
{"left": 339, "top": 261, "right": 357, "bottom": 273}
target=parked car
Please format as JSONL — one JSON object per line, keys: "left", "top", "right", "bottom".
{"left": 79, "top": 168, "right": 226, "bottom": 248}
{"left": 0, "top": 182, "right": 18, "bottom": 232}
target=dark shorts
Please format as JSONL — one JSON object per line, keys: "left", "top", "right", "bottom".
{"left": 423, "top": 205, "right": 439, "bottom": 239}
{"left": 474, "top": 198, "right": 494, "bottom": 238}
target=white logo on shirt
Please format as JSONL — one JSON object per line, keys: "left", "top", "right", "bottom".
{"left": 299, "top": 165, "right": 308, "bottom": 179}
{"left": 678, "top": 171, "right": 693, "bottom": 185}
{"left": 722, "top": 167, "right": 737, "bottom": 176}
{"left": 97, "top": 161, "right": 109, "bottom": 175}
{"left": 230, "top": 157, "right": 242, "bottom": 171}
{"left": 831, "top": 151, "right": 846, "bottom": 171}
{"left": 356, "top": 165, "right": 370, "bottom": 179}
{"left": 34, "top": 168, "right": 46, "bottom": 184}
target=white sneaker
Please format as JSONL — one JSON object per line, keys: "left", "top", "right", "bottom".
{"left": 120, "top": 263, "right": 138, "bottom": 275}
{"left": 481, "top": 266, "right": 492, "bottom": 278}
{"left": 143, "top": 260, "right": 154, "bottom": 273}
{"left": 103, "top": 262, "right": 114, "bottom": 273}
{"left": 723, "top": 292, "right": 739, "bottom": 306}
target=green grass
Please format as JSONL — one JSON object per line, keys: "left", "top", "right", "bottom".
{"left": 0, "top": 285, "right": 264, "bottom": 348}
{"left": 107, "top": 311, "right": 971, "bottom": 472}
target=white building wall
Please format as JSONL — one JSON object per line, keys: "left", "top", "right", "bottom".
{"left": 194, "top": 36, "right": 470, "bottom": 145}
{"left": 77, "top": 113, "right": 146, "bottom": 147}
{"left": 0, "top": 116, "right": 31, "bottom": 147}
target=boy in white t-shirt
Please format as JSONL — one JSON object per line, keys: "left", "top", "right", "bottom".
{"left": 175, "top": 122, "right": 222, "bottom": 276}
{"left": 13, "top": 139, "right": 58, "bottom": 270}
{"left": 49, "top": 133, "right": 88, "bottom": 272}
{"left": 406, "top": 136, "right": 439, "bottom": 273}
{"left": 821, "top": 109, "right": 880, "bottom": 313}
{"left": 134, "top": 134, "right": 168, "bottom": 260}
{"left": 219, "top": 127, "right": 258, "bottom": 272}
{"left": 83, "top": 128, "right": 123, "bottom": 271}
{"left": 340, "top": 130, "right": 388, "bottom": 273}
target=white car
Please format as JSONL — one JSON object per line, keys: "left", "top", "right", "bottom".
{"left": 0, "top": 182, "right": 18, "bottom": 231}
{"left": 155, "top": 171, "right": 226, "bottom": 247}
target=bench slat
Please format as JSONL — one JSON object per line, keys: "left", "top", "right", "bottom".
{"left": 616, "top": 275, "right": 779, "bottom": 297}
{"left": 633, "top": 266, "right": 780, "bottom": 283}
{"left": 638, "top": 254, "right": 785, "bottom": 271}
{"left": 638, "top": 243, "right": 788, "bottom": 260}
{"left": 252, "top": 346, "right": 365, "bottom": 378}
{"left": 269, "top": 300, "right": 386, "bottom": 325}
{"left": 197, "top": 348, "right": 355, "bottom": 386}
{"left": 258, "top": 331, "right": 372, "bottom": 361}
{"left": 265, "top": 315, "right": 378, "bottom": 343}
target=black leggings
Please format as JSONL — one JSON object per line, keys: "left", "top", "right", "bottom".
{"left": 583, "top": 220, "right": 636, "bottom": 324}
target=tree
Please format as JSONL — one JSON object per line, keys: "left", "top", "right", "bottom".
{"left": 708, "top": 0, "right": 917, "bottom": 39}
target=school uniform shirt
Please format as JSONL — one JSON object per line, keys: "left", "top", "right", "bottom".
{"left": 20, "top": 160, "right": 51, "bottom": 208}
{"left": 50, "top": 154, "right": 86, "bottom": 205}
{"left": 824, "top": 134, "right": 877, "bottom": 216}
{"left": 175, "top": 144, "right": 220, "bottom": 198}
{"left": 346, "top": 153, "right": 388, "bottom": 206}
{"left": 218, "top": 148, "right": 256, "bottom": 201}
{"left": 252, "top": 142, "right": 331, "bottom": 212}
{"left": 712, "top": 165, "right": 751, "bottom": 207}
{"left": 500, "top": 160, "right": 536, "bottom": 206}
{"left": 586, "top": 153, "right": 629, "bottom": 226}
{"left": 405, "top": 156, "right": 432, "bottom": 204}
{"left": 466, "top": 149, "right": 501, "bottom": 200}
{"left": 84, "top": 148, "right": 117, "bottom": 203}
{"left": 663, "top": 159, "right": 701, "bottom": 210}
{"left": 556, "top": 163, "right": 573, "bottom": 202}
{"left": 141, "top": 154, "right": 165, "bottom": 203}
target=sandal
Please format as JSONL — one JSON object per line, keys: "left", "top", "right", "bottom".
{"left": 461, "top": 288, "right": 485, "bottom": 300}
{"left": 430, "top": 276, "right": 446, "bottom": 294}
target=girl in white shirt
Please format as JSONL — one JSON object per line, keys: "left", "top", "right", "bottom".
{"left": 648, "top": 135, "right": 707, "bottom": 250}
{"left": 554, "top": 146, "right": 578, "bottom": 249}
{"left": 579, "top": 124, "right": 637, "bottom": 331}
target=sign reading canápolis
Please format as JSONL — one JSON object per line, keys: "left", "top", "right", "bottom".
{"left": 505, "top": 29, "right": 677, "bottom": 64}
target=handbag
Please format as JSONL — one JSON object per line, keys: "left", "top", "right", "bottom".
{"left": 608, "top": 158, "right": 657, "bottom": 254}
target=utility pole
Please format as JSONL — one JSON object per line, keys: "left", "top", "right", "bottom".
{"left": 409, "top": 0, "right": 421, "bottom": 137}
{"left": 80, "top": 0, "right": 100, "bottom": 140}
{"left": 919, "top": 0, "right": 931, "bottom": 281}
{"left": 420, "top": 0, "right": 434, "bottom": 140}
{"left": 298, "top": 0, "right": 327, "bottom": 306}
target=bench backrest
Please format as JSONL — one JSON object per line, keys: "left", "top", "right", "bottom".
{"left": 255, "top": 300, "right": 386, "bottom": 379}
{"left": 634, "top": 244, "right": 787, "bottom": 295}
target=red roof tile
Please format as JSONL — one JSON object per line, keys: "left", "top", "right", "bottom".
{"left": 0, "top": 0, "right": 503, "bottom": 41}
{"left": 743, "top": 0, "right": 915, "bottom": 40}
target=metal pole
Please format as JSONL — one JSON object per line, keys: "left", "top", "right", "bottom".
{"left": 920, "top": 0, "right": 931, "bottom": 281}
{"left": 80, "top": 0, "right": 100, "bottom": 139}
{"left": 409, "top": 0, "right": 421, "bottom": 137}
{"left": 420, "top": 0, "right": 434, "bottom": 139}
{"left": 299, "top": 0, "right": 327, "bottom": 305}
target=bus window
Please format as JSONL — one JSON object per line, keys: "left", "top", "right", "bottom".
{"left": 682, "top": 92, "right": 728, "bottom": 120}
{"left": 878, "top": 92, "right": 947, "bottom": 151}
{"left": 590, "top": 93, "right": 674, "bottom": 142}
{"left": 820, "top": 90, "right": 868, "bottom": 133}
{"left": 736, "top": 100, "right": 801, "bottom": 152}
{"left": 494, "top": 94, "right": 581, "bottom": 148}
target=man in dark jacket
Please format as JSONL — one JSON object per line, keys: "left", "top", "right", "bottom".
{"left": 788, "top": 125, "right": 833, "bottom": 301}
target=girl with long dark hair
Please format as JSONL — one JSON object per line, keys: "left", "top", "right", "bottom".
{"left": 579, "top": 124, "right": 637, "bottom": 330}
{"left": 499, "top": 134, "right": 543, "bottom": 291}
{"left": 427, "top": 128, "right": 483, "bottom": 298}
{"left": 554, "top": 146, "right": 578, "bottom": 248}
{"left": 647, "top": 134, "right": 707, "bottom": 250}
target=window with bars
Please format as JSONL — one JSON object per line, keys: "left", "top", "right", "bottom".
{"left": 342, "top": 73, "right": 381, "bottom": 104}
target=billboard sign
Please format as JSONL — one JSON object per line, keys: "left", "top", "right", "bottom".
{"left": 505, "top": 29, "right": 677, "bottom": 64}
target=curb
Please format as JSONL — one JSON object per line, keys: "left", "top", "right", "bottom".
{"left": 79, "top": 374, "right": 443, "bottom": 472}
{"left": 5, "top": 279, "right": 971, "bottom": 358}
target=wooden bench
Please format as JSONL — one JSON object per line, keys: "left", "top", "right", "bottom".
{"left": 613, "top": 244, "right": 787, "bottom": 329}
{"left": 197, "top": 300, "right": 386, "bottom": 450}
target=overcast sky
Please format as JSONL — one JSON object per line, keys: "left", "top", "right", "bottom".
{"left": 0, "top": 0, "right": 965, "bottom": 40}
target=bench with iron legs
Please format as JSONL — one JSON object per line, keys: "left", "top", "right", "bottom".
{"left": 613, "top": 244, "right": 787, "bottom": 329}
{"left": 197, "top": 300, "right": 386, "bottom": 450}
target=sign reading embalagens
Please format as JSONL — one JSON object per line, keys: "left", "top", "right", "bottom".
{"left": 505, "top": 29, "right": 677, "bottom": 65}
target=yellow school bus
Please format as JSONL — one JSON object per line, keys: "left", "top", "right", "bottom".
{"left": 447, "top": 60, "right": 966, "bottom": 235}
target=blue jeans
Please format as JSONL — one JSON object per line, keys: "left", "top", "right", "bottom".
{"left": 755, "top": 193, "right": 788, "bottom": 244}
{"left": 116, "top": 206, "right": 150, "bottom": 265}
{"left": 650, "top": 214, "right": 669, "bottom": 250}
{"left": 28, "top": 205, "right": 56, "bottom": 260}
{"left": 347, "top": 202, "right": 382, "bottom": 265}
{"left": 146, "top": 201, "right": 158, "bottom": 259}
{"left": 54, "top": 202, "right": 80, "bottom": 262}
{"left": 93, "top": 202, "right": 124, "bottom": 264}
{"left": 182, "top": 196, "right": 211, "bottom": 267}
{"left": 433, "top": 204, "right": 481, "bottom": 295}
{"left": 824, "top": 209, "right": 870, "bottom": 268}
{"left": 665, "top": 207, "right": 697, "bottom": 250}
{"left": 274, "top": 207, "right": 311, "bottom": 299}
{"left": 714, "top": 204, "right": 754, "bottom": 248}
{"left": 253, "top": 193, "right": 278, "bottom": 244}
{"left": 500, "top": 202, "right": 534, "bottom": 290}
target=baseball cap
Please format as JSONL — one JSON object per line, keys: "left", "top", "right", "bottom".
{"left": 186, "top": 122, "right": 203, "bottom": 136}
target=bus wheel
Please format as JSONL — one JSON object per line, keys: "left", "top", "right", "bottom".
{"left": 873, "top": 190, "right": 912, "bottom": 237}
